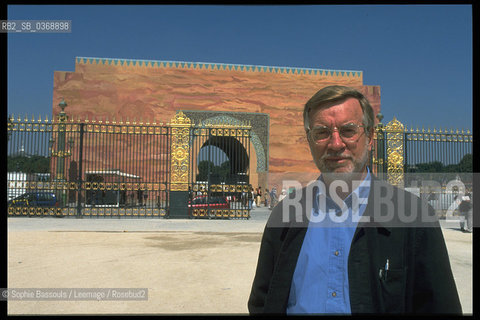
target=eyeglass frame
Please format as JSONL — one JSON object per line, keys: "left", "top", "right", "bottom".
{"left": 306, "top": 122, "right": 367, "bottom": 144}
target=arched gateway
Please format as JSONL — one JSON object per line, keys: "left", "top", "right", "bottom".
{"left": 169, "top": 111, "right": 258, "bottom": 218}
{"left": 182, "top": 110, "right": 269, "bottom": 189}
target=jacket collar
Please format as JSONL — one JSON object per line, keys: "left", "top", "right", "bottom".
{"left": 277, "top": 172, "right": 394, "bottom": 234}
{"left": 357, "top": 174, "right": 393, "bottom": 234}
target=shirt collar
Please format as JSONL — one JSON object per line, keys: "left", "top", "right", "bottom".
{"left": 316, "top": 168, "right": 371, "bottom": 209}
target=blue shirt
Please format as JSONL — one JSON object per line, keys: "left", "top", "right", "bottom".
{"left": 286, "top": 170, "right": 371, "bottom": 314}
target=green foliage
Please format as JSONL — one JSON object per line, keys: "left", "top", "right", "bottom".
{"left": 414, "top": 161, "right": 443, "bottom": 173}
{"left": 404, "top": 153, "right": 473, "bottom": 184}
{"left": 406, "top": 154, "right": 472, "bottom": 173}
{"left": 457, "top": 153, "right": 472, "bottom": 172}
{"left": 7, "top": 155, "right": 50, "bottom": 173}
{"left": 196, "top": 160, "right": 213, "bottom": 181}
{"left": 196, "top": 160, "right": 231, "bottom": 181}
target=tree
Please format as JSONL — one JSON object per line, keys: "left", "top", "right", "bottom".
{"left": 196, "top": 160, "right": 231, "bottom": 182}
{"left": 214, "top": 161, "right": 230, "bottom": 180}
{"left": 409, "top": 154, "right": 472, "bottom": 173}
{"left": 405, "top": 153, "right": 472, "bottom": 185}
{"left": 457, "top": 154, "right": 472, "bottom": 172}
{"left": 7, "top": 155, "right": 50, "bottom": 173}
{"left": 415, "top": 161, "right": 443, "bottom": 173}
{"left": 197, "top": 160, "right": 215, "bottom": 181}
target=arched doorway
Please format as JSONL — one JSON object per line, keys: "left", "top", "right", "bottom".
{"left": 168, "top": 111, "right": 254, "bottom": 219}
{"left": 181, "top": 110, "right": 269, "bottom": 191}
{"left": 196, "top": 136, "right": 249, "bottom": 185}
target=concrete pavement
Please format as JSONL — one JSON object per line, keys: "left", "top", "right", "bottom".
{"left": 7, "top": 206, "right": 472, "bottom": 314}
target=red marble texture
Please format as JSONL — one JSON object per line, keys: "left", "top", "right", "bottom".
{"left": 53, "top": 58, "right": 381, "bottom": 188}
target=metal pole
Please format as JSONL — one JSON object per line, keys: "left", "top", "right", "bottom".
{"left": 77, "top": 123, "right": 84, "bottom": 218}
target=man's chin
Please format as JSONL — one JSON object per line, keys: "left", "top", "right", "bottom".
{"left": 322, "top": 171, "right": 354, "bottom": 178}
{"left": 320, "top": 167, "right": 365, "bottom": 181}
{"left": 319, "top": 164, "right": 354, "bottom": 174}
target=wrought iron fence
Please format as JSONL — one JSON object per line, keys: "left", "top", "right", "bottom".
{"left": 8, "top": 110, "right": 471, "bottom": 219}
{"left": 7, "top": 111, "right": 253, "bottom": 219}
{"left": 8, "top": 112, "right": 171, "bottom": 218}
{"left": 371, "top": 116, "right": 473, "bottom": 217}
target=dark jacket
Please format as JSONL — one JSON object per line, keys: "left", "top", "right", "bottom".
{"left": 458, "top": 196, "right": 472, "bottom": 213}
{"left": 248, "top": 176, "right": 462, "bottom": 314}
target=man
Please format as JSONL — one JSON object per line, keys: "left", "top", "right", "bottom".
{"left": 248, "top": 86, "right": 461, "bottom": 314}
{"left": 265, "top": 188, "right": 271, "bottom": 208}
{"left": 269, "top": 187, "right": 278, "bottom": 209}
{"left": 248, "top": 185, "right": 254, "bottom": 209}
{"left": 256, "top": 187, "right": 263, "bottom": 207}
{"left": 456, "top": 193, "right": 473, "bottom": 233}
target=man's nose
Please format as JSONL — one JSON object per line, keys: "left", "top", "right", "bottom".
{"left": 327, "top": 130, "right": 346, "bottom": 151}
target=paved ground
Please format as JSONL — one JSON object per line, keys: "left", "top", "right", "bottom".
{"left": 7, "top": 207, "right": 472, "bottom": 314}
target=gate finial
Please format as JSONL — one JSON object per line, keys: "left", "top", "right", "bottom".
{"left": 170, "top": 111, "right": 192, "bottom": 126}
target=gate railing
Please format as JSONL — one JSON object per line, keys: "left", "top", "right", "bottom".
{"left": 371, "top": 115, "right": 472, "bottom": 217}
{"left": 8, "top": 106, "right": 171, "bottom": 218}
{"left": 8, "top": 109, "right": 253, "bottom": 219}
{"left": 187, "top": 114, "right": 252, "bottom": 219}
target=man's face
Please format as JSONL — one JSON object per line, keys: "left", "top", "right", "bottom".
{"left": 307, "top": 98, "right": 373, "bottom": 179}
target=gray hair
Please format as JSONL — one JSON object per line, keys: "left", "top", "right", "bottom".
{"left": 303, "top": 85, "right": 375, "bottom": 136}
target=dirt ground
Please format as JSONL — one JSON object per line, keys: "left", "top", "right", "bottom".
{"left": 7, "top": 226, "right": 472, "bottom": 315}
{"left": 7, "top": 231, "right": 263, "bottom": 314}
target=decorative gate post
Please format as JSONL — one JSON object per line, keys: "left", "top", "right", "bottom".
{"left": 372, "top": 112, "right": 385, "bottom": 179}
{"left": 385, "top": 117, "right": 405, "bottom": 187}
{"left": 169, "top": 111, "right": 193, "bottom": 218}
{"left": 54, "top": 99, "right": 69, "bottom": 209}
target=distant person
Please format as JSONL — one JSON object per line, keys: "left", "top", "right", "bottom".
{"left": 143, "top": 192, "right": 148, "bottom": 207}
{"left": 277, "top": 189, "right": 287, "bottom": 202}
{"left": 137, "top": 188, "right": 143, "bottom": 206}
{"left": 248, "top": 186, "right": 254, "bottom": 210}
{"left": 256, "top": 187, "right": 262, "bottom": 207}
{"left": 264, "top": 188, "right": 271, "bottom": 208}
{"left": 91, "top": 190, "right": 97, "bottom": 207}
{"left": 130, "top": 192, "right": 135, "bottom": 207}
{"left": 269, "top": 187, "right": 278, "bottom": 209}
{"left": 456, "top": 193, "right": 472, "bottom": 233}
{"left": 120, "top": 190, "right": 126, "bottom": 207}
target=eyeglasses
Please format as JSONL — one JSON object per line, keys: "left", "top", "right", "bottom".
{"left": 307, "top": 123, "right": 366, "bottom": 144}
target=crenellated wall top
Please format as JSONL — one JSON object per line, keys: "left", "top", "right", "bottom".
{"left": 75, "top": 56, "right": 363, "bottom": 79}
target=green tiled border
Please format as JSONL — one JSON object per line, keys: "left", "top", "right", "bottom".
{"left": 182, "top": 110, "right": 269, "bottom": 173}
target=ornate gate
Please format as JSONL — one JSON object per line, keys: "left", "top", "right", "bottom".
{"left": 169, "top": 111, "right": 252, "bottom": 219}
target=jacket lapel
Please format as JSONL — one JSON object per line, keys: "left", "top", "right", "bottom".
{"left": 264, "top": 189, "right": 310, "bottom": 313}
{"left": 264, "top": 225, "right": 308, "bottom": 313}
{"left": 349, "top": 176, "right": 394, "bottom": 313}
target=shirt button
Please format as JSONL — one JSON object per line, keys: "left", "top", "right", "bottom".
{"left": 334, "top": 251, "right": 339, "bottom": 256}
{"left": 332, "top": 292, "right": 337, "bottom": 297}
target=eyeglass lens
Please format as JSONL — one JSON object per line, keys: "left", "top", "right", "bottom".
{"left": 311, "top": 124, "right": 361, "bottom": 141}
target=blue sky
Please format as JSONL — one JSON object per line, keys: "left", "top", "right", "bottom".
{"left": 7, "top": 4, "right": 472, "bottom": 131}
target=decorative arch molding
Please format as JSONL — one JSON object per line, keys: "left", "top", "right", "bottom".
{"left": 181, "top": 110, "right": 269, "bottom": 173}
